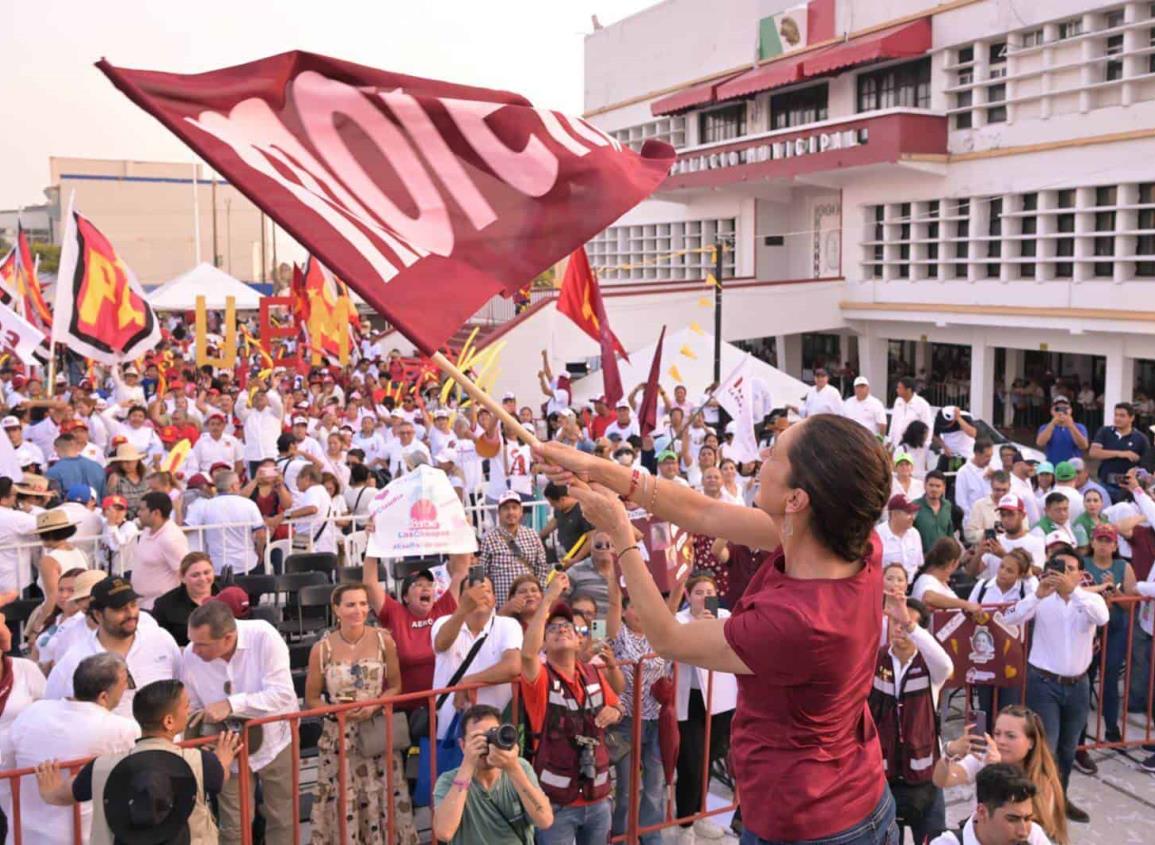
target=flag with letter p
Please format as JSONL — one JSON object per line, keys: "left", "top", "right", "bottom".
{"left": 53, "top": 204, "right": 161, "bottom": 364}
{"left": 716, "top": 355, "right": 760, "bottom": 464}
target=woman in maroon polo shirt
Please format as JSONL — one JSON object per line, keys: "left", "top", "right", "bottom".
{"left": 536, "top": 415, "right": 896, "bottom": 844}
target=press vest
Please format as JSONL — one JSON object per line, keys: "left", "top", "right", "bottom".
{"left": 867, "top": 647, "right": 940, "bottom": 785}
{"left": 532, "top": 661, "right": 612, "bottom": 805}
{"left": 89, "top": 736, "right": 217, "bottom": 845}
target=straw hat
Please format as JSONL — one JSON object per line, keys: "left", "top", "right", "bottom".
{"left": 111, "top": 443, "right": 146, "bottom": 463}
{"left": 13, "top": 473, "right": 51, "bottom": 497}
{"left": 32, "top": 509, "right": 79, "bottom": 534}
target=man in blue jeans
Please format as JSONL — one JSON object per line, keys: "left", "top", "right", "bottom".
{"left": 1002, "top": 544, "right": 1108, "bottom": 825}
{"left": 608, "top": 593, "right": 668, "bottom": 845}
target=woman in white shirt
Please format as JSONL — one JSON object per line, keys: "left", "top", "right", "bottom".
{"left": 718, "top": 458, "right": 747, "bottom": 506}
{"left": 890, "top": 452, "right": 925, "bottom": 502}
{"left": 911, "top": 537, "right": 982, "bottom": 613}
{"left": 0, "top": 607, "right": 47, "bottom": 746}
{"left": 968, "top": 549, "right": 1039, "bottom": 612}
{"left": 897, "top": 420, "right": 933, "bottom": 480}
{"left": 318, "top": 432, "right": 350, "bottom": 489}
{"left": 933, "top": 705, "right": 1068, "bottom": 844}
{"left": 672, "top": 573, "right": 737, "bottom": 841}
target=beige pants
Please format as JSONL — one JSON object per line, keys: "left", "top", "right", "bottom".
{"left": 218, "top": 743, "right": 296, "bottom": 845}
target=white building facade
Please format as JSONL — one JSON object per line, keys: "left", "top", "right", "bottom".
{"left": 578, "top": 0, "right": 1155, "bottom": 428}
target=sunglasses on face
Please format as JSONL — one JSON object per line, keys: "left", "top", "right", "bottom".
{"left": 546, "top": 622, "right": 575, "bottom": 635}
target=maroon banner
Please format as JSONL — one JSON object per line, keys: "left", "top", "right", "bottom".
{"left": 97, "top": 52, "right": 675, "bottom": 355}
{"left": 932, "top": 608, "right": 1025, "bottom": 689}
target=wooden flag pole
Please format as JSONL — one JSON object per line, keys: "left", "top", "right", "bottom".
{"left": 430, "top": 351, "right": 541, "bottom": 448}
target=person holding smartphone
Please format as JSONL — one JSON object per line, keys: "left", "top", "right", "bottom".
{"left": 868, "top": 594, "right": 953, "bottom": 844}
{"left": 999, "top": 547, "right": 1108, "bottom": 824}
{"left": 672, "top": 573, "right": 738, "bottom": 842}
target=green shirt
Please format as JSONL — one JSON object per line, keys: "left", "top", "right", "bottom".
{"left": 433, "top": 759, "right": 539, "bottom": 845}
{"left": 913, "top": 496, "right": 954, "bottom": 552}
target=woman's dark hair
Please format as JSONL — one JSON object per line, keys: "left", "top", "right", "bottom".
{"left": 349, "top": 463, "right": 370, "bottom": 484}
{"left": 0, "top": 477, "right": 14, "bottom": 501}
{"left": 922, "top": 537, "right": 961, "bottom": 572}
{"left": 784, "top": 415, "right": 891, "bottom": 562}
{"left": 900, "top": 420, "right": 929, "bottom": 449}
{"left": 41, "top": 525, "right": 77, "bottom": 544}
{"left": 507, "top": 574, "right": 540, "bottom": 601}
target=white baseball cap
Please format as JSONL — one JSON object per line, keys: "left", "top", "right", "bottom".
{"left": 497, "top": 490, "right": 522, "bottom": 507}
{"left": 1044, "top": 530, "right": 1071, "bottom": 548}
{"left": 1, "top": 416, "right": 19, "bottom": 429}
{"left": 853, "top": 376, "right": 869, "bottom": 387}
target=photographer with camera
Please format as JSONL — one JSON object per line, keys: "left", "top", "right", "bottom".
{"left": 519, "top": 572, "right": 622, "bottom": 845}
{"left": 432, "top": 704, "right": 553, "bottom": 845}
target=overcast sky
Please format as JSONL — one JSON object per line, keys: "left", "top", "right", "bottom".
{"left": 0, "top": 0, "right": 654, "bottom": 209}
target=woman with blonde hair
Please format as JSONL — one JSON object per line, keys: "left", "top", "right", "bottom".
{"left": 933, "top": 704, "right": 1068, "bottom": 843}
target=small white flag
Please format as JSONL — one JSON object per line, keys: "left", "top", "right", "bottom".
{"left": 716, "top": 354, "right": 760, "bottom": 464}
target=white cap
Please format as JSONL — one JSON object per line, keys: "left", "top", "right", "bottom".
{"left": 942, "top": 407, "right": 957, "bottom": 422}
{"left": 502, "top": 391, "right": 516, "bottom": 401}
{"left": 558, "top": 408, "right": 576, "bottom": 418}
{"left": 853, "top": 376, "right": 869, "bottom": 387}
{"left": 497, "top": 490, "right": 522, "bottom": 506}
{"left": 1044, "top": 530, "right": 1071, "bottom": 548}
{"left": 433, "top": 409, "right": 450, "bottom": 419}
{"left": 995, "top": 494, "right": 1025, "bottom": 513}
{"left": 725, "top": 421, "right": 737, "bottom": 434}
{"left": 123, "top": 365, "right": 139, "bottom": 376}
{"left": 390, "top": 409, "right": 404, "bottom": 419}
{"left": 291, "top": 416, "right": 308, "bottom": 425}
{"left": 0, "top": 416, "right": 18, "bottom": 428}
{"left": 616, "top": 400, "right": 630, "bottom": 410}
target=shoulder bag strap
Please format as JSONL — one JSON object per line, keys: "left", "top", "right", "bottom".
{"left": 435, "top": 628, "right": 490, "bottom": 711}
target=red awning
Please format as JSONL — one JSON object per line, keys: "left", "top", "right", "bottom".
{"left": 714, "top": 56, "right": 806, "bottom": 102}
{"left": 709, "top": 17, "right": 931, "bottom": 103}
{"left": 802, "top": 18, "right": 931, "bottom": 77}
{"left": 650, "top": 72, "right": 743, "bottom": 116}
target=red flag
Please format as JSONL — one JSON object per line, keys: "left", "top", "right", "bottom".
{"left": 637, "top": 326, "right": 666, "bottom": 437}
{"left": 97, "top": 52, "right": 674, "bottom": 355}
{"left": 52, "top": 205, "right": 161, "bottom": 364}
{"left": 0, "top": 224, "right": 52, "bottom": 331}
{"left": 557, "top": 246, "right": 628, "bottom": 358}
{"left": 599, "top": 326, "right": 625, "bottom": 408}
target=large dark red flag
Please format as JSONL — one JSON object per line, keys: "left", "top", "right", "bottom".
{"left": 97, "top": 52, "right": 674, "bottom": 355}
{"left": 637, "top": 326, "right": 666, "bottom": 437}
{"left": 557, "top": 246, "right": 627, "bottom": 405}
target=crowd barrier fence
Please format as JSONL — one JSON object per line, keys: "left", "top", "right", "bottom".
{"left": 0, "top": 658, "right": 737, "bottom": 845}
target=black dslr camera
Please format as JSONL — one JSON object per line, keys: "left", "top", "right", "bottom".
{"left": 573, "top": 735, "right": 600, "bottom": 779}
{"left": 485, "top": 723, "right": 519, "bottom": 751}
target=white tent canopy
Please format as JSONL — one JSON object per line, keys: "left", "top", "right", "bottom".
{"left": 147, "top": 263, "right": 264, "bottom": 311}
{"left": 569, "top": 327, "right": 811, "bottom": 411}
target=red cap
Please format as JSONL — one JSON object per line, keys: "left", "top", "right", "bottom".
{"left": 159, "top": 425, "right": 179, "bottom": 443}
{"left": 101, "top": 495, "right": 128, "bottom": 509}
{"left": 110, "top": 434, "right": 128, "bottom": 447}
{"left": 1092, "top": 523, "right": 1118, "bottom": 541}
{"left": 886, "top": 494, "right": 921, "bottom": 514}
{"left": 213, "top": 586, "right": 251, "bottom": 619}
{"left": 186, "top": 473, "right": 212, "bottom": 488}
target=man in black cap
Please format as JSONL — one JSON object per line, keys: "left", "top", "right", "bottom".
{"left": 35, "top": 678, "right": 241, "bottom": 844}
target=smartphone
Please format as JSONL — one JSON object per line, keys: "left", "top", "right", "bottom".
{"left": 983, "top": 528, "right": 998, "bottom": 541}
{"left": 1044, "top": 556, "right": 1067, "bottom": 575}
{"left": 704, "top": 596, "right": 720, "bottom": 616}
{"left": 590, "top": 619, "right": 607, "bottom": 641}
{"left": 967, "top": 708, "right": 988, "bottom": 740}
{"left": 468, "top": 565, "right": 485, "bottom": 585}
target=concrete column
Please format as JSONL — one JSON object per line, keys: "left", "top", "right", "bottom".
{"left": 970, "top": 342, "right": 996, "bottom": 420}
{"left": 857, "top": 329, "right": 890, "bottom": 400}
{"left": 1104, "top": 349, "right": 1136, "bottom": 413}
{"left": 1003, "top": 347, "right": 1024, "bottom": 427}
{"left": 915, "top": 339, "right": 930, "bottom": 381}
{"left": 779, "top": 333, "right": 804, "bottom": 377}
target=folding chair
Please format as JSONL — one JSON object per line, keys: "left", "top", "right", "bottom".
{"left": 284, "top": 553, "right": 338, "bottom": 581}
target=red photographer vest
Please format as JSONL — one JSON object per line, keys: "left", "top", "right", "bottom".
{"left": 532, "top": 661, "right": 612, "bottom": 805}
{"left": 867, "top": 647, "right": 940, "bottom": 785}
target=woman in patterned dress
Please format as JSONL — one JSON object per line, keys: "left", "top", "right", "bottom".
{"left": 305, "top": 584, "right": 419, "bottom": 845}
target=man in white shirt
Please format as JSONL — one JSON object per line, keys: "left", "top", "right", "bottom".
{"left": 384, "top": 420, "right": 431, "bottom": 479}
{"left": 352, "top": 414, "right": 390, "bottom": 471}
{"left": 933, "top": 406, "right": 977, "bottom": 462}
{"left": 1, "top": 653, "right": 139, "bottom": 844}
{"left": 185, "top": 470, "right": 267, "bottom": 575}
{"left": 789, "top": 367, "right": 843, "bottom": 418}
{"left": 603, "top": 402, "right": 640, "bottom": 442}
{"left": 131, "top": 492, "right": 190, "bottom": 609}
{"left": 877, "top": 495, "right": 924, "bottom": 581}
{"left": 954, "top": 438, "right": 994, "bottom": 520}
{"left": 840, "top": 376, "right": 886, "bottom": 435}
{"left": 431, "top": 576, "right": 523, "bottom": 739}
{"left": 285, "top": 465, "right": 337, "bottom": 553}
{"left": 1007, "top": 452, "right": 1042, "bottom": 526}
{"left": 186, "top": 411, "right": 244, "bottom": 476}
{"left": 927, "top": 763, "right": 1051, "bottom": 845}
{"left": 4, "top": 415, "right": 46, "bottom": 469}
{"left": 182, "top": 600, "right": 297, "bottom": 844}
{"left": 1001, "top": 549, "right": 1108, "bottom": 822}
{"left": 1051, "top": 461, "right": 1085, "bottom": 523}
{"left": 888, "top": 376, "right": 934, "bottom": 451}
{"left": 966, "top": 494, "right": 1046, "bottom": 582}
{"left": 290, "top": 416, "right": 325, "bottom": 464}
{"left": 46, "top": 577, "right": 183, "bottom": 719}
{"left": 235, "top": 385, "right": 285, "bottom": 476}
